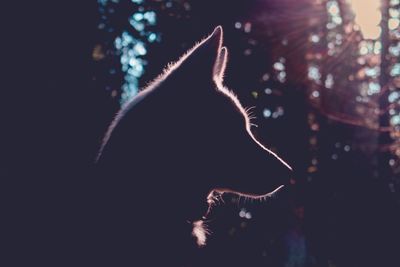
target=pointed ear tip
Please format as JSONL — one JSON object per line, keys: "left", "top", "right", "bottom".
{"left": 211, "top": 25, "right": 223, "bottom": 40}
{"left": 213, "top": 25, "right": 223, "bottom": 34}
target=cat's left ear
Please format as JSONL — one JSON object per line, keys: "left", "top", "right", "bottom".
{"left": 178, "top": 26, "right": 223, "bottom": 78}
{"left": 213, "top": 46, "right": 228, "bottom": 82}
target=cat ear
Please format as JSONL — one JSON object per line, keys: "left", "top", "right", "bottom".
{"left": 202, "top": 25, "right": 223, "bottom": 58}
{"left": 213, "top": 46, "right": 228, "bottom": 82}
{"left": 176, "top": 26, "right": 223, "bottom": 78}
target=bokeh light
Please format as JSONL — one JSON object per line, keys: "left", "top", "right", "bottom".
{"left": 347, "top": 0, "right": 382, "bottom": 40}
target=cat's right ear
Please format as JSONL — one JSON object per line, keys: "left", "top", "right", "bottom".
{"left": 213, "top": 46, "right": 228, "bottom": 82}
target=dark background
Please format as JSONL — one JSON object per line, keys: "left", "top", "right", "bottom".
{"left": 5, "top": 1, "right": 400, "bottom": 266}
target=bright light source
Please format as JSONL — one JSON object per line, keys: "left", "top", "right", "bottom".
{"left": 347, "top": 0, "right": 382, "bottom": 40}
{"left": 388, "top": 18, "right": 400, "bottom": 30}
